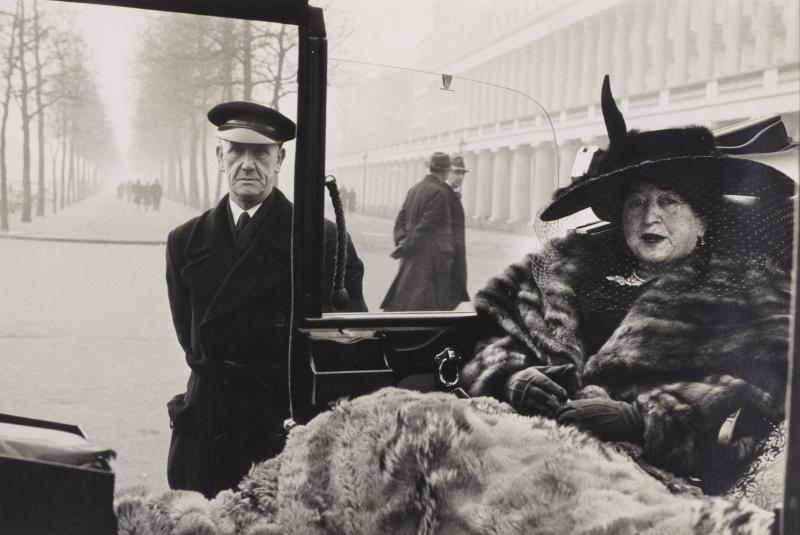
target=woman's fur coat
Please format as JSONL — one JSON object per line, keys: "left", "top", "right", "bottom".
{"left": 116, "top": 388, "right": 775, "bottom": 535}
{"left": 462, "top": 231, "right": 790, "bottom": 489}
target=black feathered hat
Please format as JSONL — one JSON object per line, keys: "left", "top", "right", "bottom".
{"left": 540, "top": 76, "right": 796, "bottom": 221}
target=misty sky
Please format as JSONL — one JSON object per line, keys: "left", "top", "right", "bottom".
{"left": 70, "top": 0, "right": 438, "bottom": 170}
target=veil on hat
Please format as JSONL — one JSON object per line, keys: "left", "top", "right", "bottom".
{"left": 532, "top": 75, "right": 796, "bottom": 270}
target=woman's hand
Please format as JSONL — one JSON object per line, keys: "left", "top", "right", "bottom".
{"left": 505, "top": 365, "right": 577, "bottom": 416}
{"left": 557, "top": 399, "right": 644, "bottom": 443}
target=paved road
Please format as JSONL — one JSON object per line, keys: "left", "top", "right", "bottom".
{"left": 0, "top": 189, "right": 555, "bottom": 491}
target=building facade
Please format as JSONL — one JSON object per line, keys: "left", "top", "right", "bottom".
{"left": 328, "top": 0, "right": 799, "bottom": 231}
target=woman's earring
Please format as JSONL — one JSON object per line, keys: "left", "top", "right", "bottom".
{"left": 698, "top": 235, "right": 706, "bottom": 247}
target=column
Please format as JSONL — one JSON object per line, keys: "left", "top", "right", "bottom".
{"left": 490, "top": 60, "right": 502, "bottom": 124}
{"left": 473, "top": 149, "right": 494, "bottom": 219}
{"left": 672, "top": 0, "right": 691, "bottom": 85}
{"left": 628, "top": 0, "right": 647, "bottom": 93}
{"left": 362, "top": 162, "right": 372, "bottom": 213}
{"left": 697, "top": 0, "right": 717, "bottom": 79}
{"left": 374, "top": 162, "right": 384, "bottom": 213}
{"left": 527, "top": 43, "right": 542, "bottom": 116}
{"left": 489, "top": 147, "right": 512, "bottom": 223}
{"left": 529, "top": 143, "right": 557, "bottom": 220}
{"left": 611, "top": 4, "right": 630, "bottom": 92}
{"left": 387, "top": 162, "right": 397, "bottom": 210}
{"left": 394, "top": 162, "right": 405, "bottom": 212}
{"left": 499, "top": 55, "right": 511, "bottom": 121}
{"left": 386, "top": 163, "right": 396, "bottom": 213}
{"left": 516, "top": 46, "right": 530, "bottom": 116}
{"left": 722, "top": 0, "right": 742, "bottom": 74}
{"left": 565, "top": 25, "right": 582, "bottom": 107}
{"left": 359, "top": 161, "right": 368, "bottom": 213}
{"left": 373, "top": 163, "right": 383, "bottom": 214}
{"left": 369, "top": 162, "right": 383, "bottom": 214}
{"left": 480, "top": 64, "right": 492, "bottom": 125}
{"left": 373, "top": 163, "right": 384, "bottom": 214}
{"left": 403, "top": 158, "right": 422, "bottom": 193}
{"left": 539, "top": 37, "right": 554, "bottom": 109}
{"left": 550, "top": 31, "right": 567, "bottom": 110}
{"left": 462, "top": 151, "right": 479, "bottom": 218}
{"left": 508, "top": 144, "right": 533, "bottom": 223}
{"left": 384, "top": 164, "right": 394, "bottom": 214}
{"left": 579, "top": 19, "right": 598, "bottom": 105}
{"left": 784, "top": 1, "right": 800, "bottom": 63}
{"left": 650, "top": 0, "right": 670, "bottom": 88}
{"left": 470, "top": 68, "right": 481, "bottom": 126}
{"left": 395, "top": 162, "right": 407, "bottom": 210}
{"left": 594, "top": 13, "right": 613, "bottom": 100}
{"left": 559, "top": 140, "right": 581, "bottom": 188}
{"left": 753, "top": 0, "right": 773, "bottom": 67}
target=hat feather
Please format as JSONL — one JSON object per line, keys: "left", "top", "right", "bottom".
{"left": 601, "top": 75, "right": 627, "bottom": 144}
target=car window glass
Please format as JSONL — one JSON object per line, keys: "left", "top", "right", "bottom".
{"left": 0, "top": 0, "right": 298, "bottom": 490}
{"left": 321, "top": 0, "right": 799, "bottom": 316}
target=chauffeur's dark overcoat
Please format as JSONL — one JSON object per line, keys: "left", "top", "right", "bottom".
{"left": 165, "top": 189, "right": 366, "bottom": 497}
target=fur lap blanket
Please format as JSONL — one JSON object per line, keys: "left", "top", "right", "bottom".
{"left": 116, "top": 388, "right": 774, "bottom": 535}
{"left": 462, "top": 232, "right": 790, "bottom": 489}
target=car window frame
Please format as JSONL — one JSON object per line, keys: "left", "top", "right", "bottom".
{"left": 39, "top": 2, "right": 800, "bottom": 531}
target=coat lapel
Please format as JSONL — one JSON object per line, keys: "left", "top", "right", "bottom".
{"left": 201, "top": 190, "right": 293, "bottom": 326}
{"left": 180, "top": 196, "right": 233, "bottom": 290}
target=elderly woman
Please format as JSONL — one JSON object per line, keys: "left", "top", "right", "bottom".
{"left": 461, "top": 76, "right": 795, "bottom": 494}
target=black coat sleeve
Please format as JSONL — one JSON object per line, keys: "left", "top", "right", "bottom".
{"left": 404, "top": 190, "right": 451, "bottom": 254}
{"left": 393, "top": 204, "right": 408, "bottom": 247}
{"left": 165, "top": 230, "right": 192, "bottom": 353}
{"left": 343, "top": 231, "right": 368, "bottom": 312}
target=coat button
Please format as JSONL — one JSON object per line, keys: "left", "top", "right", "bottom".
{"left": 274, "top": 314, "right": 286, "bottom": 327}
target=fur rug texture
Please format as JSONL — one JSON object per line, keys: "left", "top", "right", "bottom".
{"left": 463, "top": 232, "right": 789, "bottom": 488}
{"left": 115, "top": 388, "right": 774, "bottom": 535}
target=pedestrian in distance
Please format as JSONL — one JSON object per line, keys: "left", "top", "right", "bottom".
{"left": 152, "top": 181, "right": 162, "bottom": 211}
{"left": 133, "top": 180, "right": 143, "bottom": 209}
{"left": 164, "top": 100, "right": 367, "bottom": 498}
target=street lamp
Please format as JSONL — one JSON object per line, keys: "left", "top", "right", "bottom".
{"left": 438, "top": 73, "right": 560, "bottom": 184}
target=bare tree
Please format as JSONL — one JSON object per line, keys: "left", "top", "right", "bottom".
{"left": 0, "top": 3, "right": 19, "bottom": 231}
{"left": 48, "top": 140, "right": 56, "bottom": 212}
{"left": 33, "top": 0, "right": 48, "bottom": 216}
{"left": 129, "top": 10, "right": 351, "bottom": 208}
{"left": 16, "top": 0, "right": 32, "bottom": 222}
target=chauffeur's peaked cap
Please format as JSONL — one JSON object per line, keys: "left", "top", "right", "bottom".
{"left": 208, "top": 101, "right": 296, "bottom": 144}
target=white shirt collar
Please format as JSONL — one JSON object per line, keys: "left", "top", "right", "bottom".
{"left": 229, "top": 197, "right": 263, "bottom": 224}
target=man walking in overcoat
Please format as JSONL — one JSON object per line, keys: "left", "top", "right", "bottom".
{"left": 165, "top": 101, "right": 366, "bottom": 498}
{"left": 444, "top": 155, "right": 469, "bottom": 307}
{"left": 381, "top": 152, "right": 456, "bottom": 311}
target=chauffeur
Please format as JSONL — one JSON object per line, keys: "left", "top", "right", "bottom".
{"left": 165, "top": 101, "right": 367, "bottom": 497}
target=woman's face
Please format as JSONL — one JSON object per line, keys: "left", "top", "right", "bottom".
{"left": 622, "top": 182, "right": 706, "bottom": 269}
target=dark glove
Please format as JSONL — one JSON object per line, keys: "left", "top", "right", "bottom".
{"left": 506, "top": 365, "right": 575, "bottom": 417}
{"left": 557, "top": 398, "right": 644, "bottom": 443}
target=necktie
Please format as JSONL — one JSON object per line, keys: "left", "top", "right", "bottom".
{"left": 235, "top": 212, "right": 251, "bottom": 236}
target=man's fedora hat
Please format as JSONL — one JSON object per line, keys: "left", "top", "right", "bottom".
{"left": 540, "top": 76, "right": 796, "bottom": 222}
{"left": 208, "top": 101, "right": 296, "bottom": 145}
{"left": 427, "top": 152, "right": 451, "bottom": 172}
{"left": 450, "top": 155, "right": 469, "bottom": 172}
{"left": 714, "top": 115, "right": 799, "bottom": 155}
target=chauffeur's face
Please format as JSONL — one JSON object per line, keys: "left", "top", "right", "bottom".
{"left": 217, "top": 140, "right": 285, "bottom": 209}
